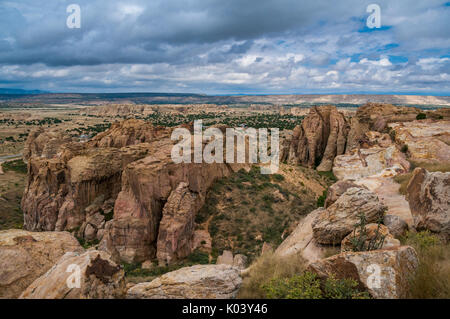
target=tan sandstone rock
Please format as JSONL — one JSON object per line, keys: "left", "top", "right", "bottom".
{"left": 406, "top": 168, "right": 450, "bottom": 241}
{"left": 275, "top": 209, "right": 325, "bottom": 263}
{"left": 126, "top": 264, "right": 242, "bottom": 299}
{"left": 0, "top": 229, "right": 83, "bottom": 298}
{"left": 312, "top": 187, "right": 387, "bottom": 245}
{"left": 284, "top": 105, "right": 349, "bottom": 171}
{"left": 20, "top": 250, "right": 125, "bottom": 299}
{"left": 324, "top": 180, "right": 364, "bottom": 208}
{"left": 308, "top": 246, "right": 419, "bottom": 299}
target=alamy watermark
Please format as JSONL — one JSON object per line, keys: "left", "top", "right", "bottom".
{"left": 171, "top": 120, "right": 279, "bottom": 174}
{"left": 366, "top": 4, "right": 381, "bottom": 29}
{"left": 66, "top": 4, "right": 81, "bottom": 29}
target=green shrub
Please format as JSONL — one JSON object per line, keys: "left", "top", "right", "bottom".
{"left": 262, "top": 272, "right": 369, "bottom": 299}
{"left": 416, "top": 113, "right": 427, "bottom": 120}
{"left": 316, "top": 190, "right": 327, "bottom": 207}
{"left": 262, "top": 272, "right": 322, "bottom": 299}
{"left": 401, "top": 144, "right": 408, "bottom": 153}
{"left": 348, "top": 213, "right": 385, "bottom": 252}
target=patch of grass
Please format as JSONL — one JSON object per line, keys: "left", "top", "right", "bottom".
{"left": 238, "top": 252, "right": 307, "bottom": 298}
{"left": 239, "top": 252, "right": 369, "bottom": 299}
{"left": 401, "top": 231, "right": 450, "bottom": 299}
{"left": 316, "top": 190, "right": 327, "bottom": 207}
{"left": 1, "top": 159, "right": 27, "bottom": 174}
{"left": 318, "top": 171, "right": 337, "bottom": 183}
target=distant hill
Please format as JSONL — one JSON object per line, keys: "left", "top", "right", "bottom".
{"left": 0, "top": 88, "right": 49, "bottom": 95}
{"left": 0, "top": 92, "right": 449, "bottom": 108}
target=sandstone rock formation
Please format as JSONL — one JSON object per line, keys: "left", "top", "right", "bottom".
{"left": 312, "top": 187, "right": 387, "bottom": 245}
{"left": 308, "top": 246, "right": 418, "bottom": 299}
{"left": 406, "top": 168, "right": 450, "bottom": 241}
{"left": 274, "top": 209, "right": 325, "bottom": 263}
{"left": 216, "top": 251, "right": 248, "bottom": 269}
{"left": 20, "top": 250, "right": 125, "bottom": 299}
{"left": 126, "top": 264, "right": 242, "bottom": 299}
{"left": 324, "top": 180, "right": 363, "bottom": 208}
{"left": 389, "top": 120, "right": 450, "bottom": 164}
{"left": 156, "top": 182, "right": 204, "bottom": 265}
{"left": 383, "top": 215, "right": 409, "bottom": 238}
{"left": 333, "top": 145, "right": 409, "bottom": 181}
{"left": 284, "top": 105, "right": 349, "bottom": 171}
{"left": 340, "top": 223, "right": 400, "bottom": 252}
{"left": 23, "top": 127, "right": 72, "bottom": 162}
{"left": 0, "top": 229, "right": 83, "bottom": 298}
{"left": 346, "top": 103, "right": 421, "bottom": 153}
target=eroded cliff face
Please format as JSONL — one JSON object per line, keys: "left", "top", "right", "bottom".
{"left": 22, "top": 119, "right": 241, "bottom": 264}
{"left": 284, "top": 105, "right": 349, "bottom": 171}
{"left": 21, "top": 120, "right": 170, "bottom": 233}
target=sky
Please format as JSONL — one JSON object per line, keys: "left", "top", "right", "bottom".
{"left": 0, "top": 0, "right": 449, "bottom": 95}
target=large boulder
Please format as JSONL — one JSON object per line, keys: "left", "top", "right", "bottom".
{"left": 341, "top": 223, "right": 400, "bottom": 252}
{"left": 312, "top": 187, "right": 387, "bottom": 245}
{"left": 308, "top": 246, "right": 419, "bottom": 299}
{"left": 274, "top": 209, "right": 325, "bottom": 263}
{"left": 20, "top": 250, "right": 125, "bottom": 299}
{"left": 284, "top": 105, "right": 349, "bottom": 171}
{"left": 324, "top": 180, "right": 363, "bottom": 208}
{"left": 383, "top": 215, "right": 409, "bottom": 238}
{"left": 156, "top": 182, "right": 203, "bottom": 265}
{"left": 406, "top": 168, "right": 450, "bottom": 241}
{"left": 126, "top": 264, "right": 242, "bottom": 299}
{"left": 333, "top": 145, "right": 409, "bottom": 181}
{"left": 0, "top": 230, "right": 83, "bottom": 298}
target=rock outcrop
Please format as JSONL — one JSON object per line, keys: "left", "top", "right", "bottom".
{"left": 406, "top": 168, "right": 450, "bottom": 241}
{"left": 284, "top": 105, "right": 349, "bottom": 171}
{"left": 126, "top": 264, "right": 242, "bottom": 299}
{"left": 308, "top": 246, "right": 418, "bottom": 299}
{"left": 346, "top": 103, "right": 421, "bottom": 153}
{"left": 0, "top": 230, "right": 83, "bottom": 298}
{"left": 156, "top": 182, "right": 204, "bottom": 265}
{"left": 216, "top": 250, "right": 248, "bottom": 269}
{"left": 20, "top": 250, "right": 125, "bottom": 299}
{"left": 274, "top": 209, "right": 325, "bottom": 263}
{"left": 333, "top": 145, "right": 409, "bottom": 181}
{"left": 389, "top": 120, "right": 450, "bottom": 164}
{"left": 23, "top": 127, "right": 73, "bottom": 162}
{"left": 312, "top": 187, "right": 387, "bottom": 245}
{"left": 324, "top": 180, "right": 363, "bottom": 208}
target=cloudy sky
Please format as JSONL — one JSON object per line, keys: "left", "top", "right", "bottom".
{"left": 0, "top": 0, "right": 449, "bottom": 94}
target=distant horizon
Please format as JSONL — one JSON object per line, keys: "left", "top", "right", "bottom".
{"left": 1, "top": 88, "right": 450, "bottom": 97}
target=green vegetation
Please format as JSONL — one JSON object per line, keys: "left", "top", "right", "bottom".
{"left": 401, "top": 231, "right": 450, "bottom": 299}
{"left": 140, "top": 111, "right": 304, "bottom": 130}
{"left": 196, "top": 166, "right": 317, "bottom": 261}
{"left": 348, "top": 213, "right": 385, "bottom": 252}
{"left": 238, "top": 252, "right": 369, "bottom": 299}
{"left": 123, "top": 249, "right": 211, "bottom": 284}
{"left": 401, "top": 144, "right": 408, "bottom": 153}
{"left": 1, "top": 159, "right": 27, "bottom": 174}
{"left": 316, "top": 190, "right": 327, "bottom": 207}
{"left": 416, "top": 113, "right": 427, "bottom": 120}
{"left": 262, "top": 273, "right": 369, "bottom": 299}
